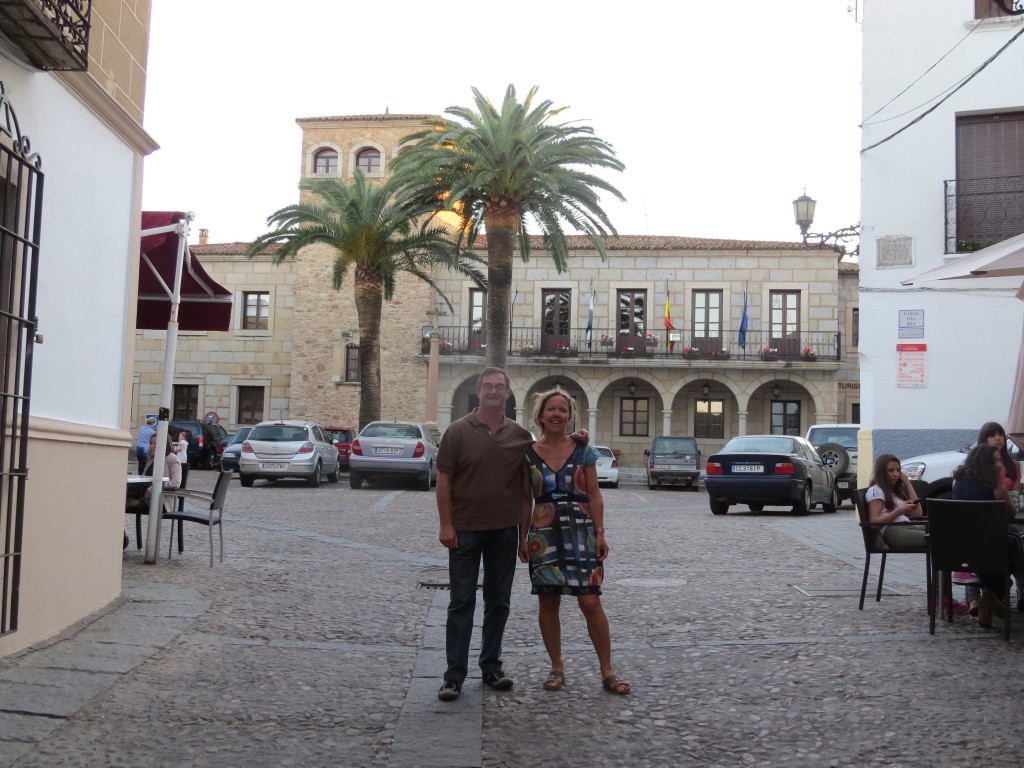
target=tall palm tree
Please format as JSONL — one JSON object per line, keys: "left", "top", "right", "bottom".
{"left": 391, "top": 84, "right": 625, "bottom": 369}
{"left": 245, "top": 172, "right": 485, "bottom": 428}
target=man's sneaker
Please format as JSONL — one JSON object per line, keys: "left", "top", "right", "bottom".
{"left": 483, "top": 671, "right": 514, "bottom": 691}
{"left": 437, "top": 680, "right": 461, "bottom": 701}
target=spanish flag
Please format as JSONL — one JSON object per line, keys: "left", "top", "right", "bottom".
{"left": 664, "top": 295, "right": 676, "bottom": 352}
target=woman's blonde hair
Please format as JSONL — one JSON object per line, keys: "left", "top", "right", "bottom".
{"left": 531, "top": 387, "right": 575, "bottom": 434}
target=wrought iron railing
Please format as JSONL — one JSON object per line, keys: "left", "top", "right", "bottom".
{"left": 0, "top": 0, "right": 92, "bottom": 71}
{"left": 424, "top": 327, "right": 842, "bottom": 362}
{"left": 944, "top": 174, "right": 1024, "bottom": 254}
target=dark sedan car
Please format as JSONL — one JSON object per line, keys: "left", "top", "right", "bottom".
{"left": 218, "top": 426, "right": 253, "bottom": 473}
{"left": 703, "top": 435, "right": 837, "bottom": 516}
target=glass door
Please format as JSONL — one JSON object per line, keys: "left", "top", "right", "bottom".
{"left": 541, "top": 289, "right": 571, "bottom": 353}
{"left": 616, "top": 289, "right": 647, "bottom": 353}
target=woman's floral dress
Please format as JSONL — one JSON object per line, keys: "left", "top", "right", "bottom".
{"left": 523, "top": 442, "right": 603, "bottom": 595}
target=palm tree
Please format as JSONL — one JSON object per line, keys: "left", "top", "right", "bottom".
{"left": 245, "top": 172, "right": 485, "bottom": 428}
{"left": 391, "top": 84, "right": 625, "bottom": 369}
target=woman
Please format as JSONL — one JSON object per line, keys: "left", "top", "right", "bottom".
{"left": 952, "top": 443, "right": 1016, "bottom": 628}
{"left": 977, "top": 422, "right": 1021, "bottom": 492}
{"left": 866, "top": 453, "right": 925, "bottom": 550}
{"left": 518, "top": 388, "right": 630, "bottom": 695}
{"left": 142, "top": 432, "right": 183, "bottom": 514}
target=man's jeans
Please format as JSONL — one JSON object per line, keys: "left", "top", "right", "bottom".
{"left": 444, "top": 526, "right": 519, "bottom": 684}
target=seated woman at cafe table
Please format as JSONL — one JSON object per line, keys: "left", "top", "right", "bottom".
{"left": 952, "top": 443, "right": 1017, "bottom": 628}
{"left": 867, "top": 453, "right": 925, "bottom": 550}
{"left": 141, "top": 432, "right": 182, "bottom": 513}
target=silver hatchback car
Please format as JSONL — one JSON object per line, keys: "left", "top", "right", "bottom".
{"left": 239, "top": 420, "right": 340, "bottom": 488}
{"left": 348, "top": 420, "right": 440, "bottom": 491}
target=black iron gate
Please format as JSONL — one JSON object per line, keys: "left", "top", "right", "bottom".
{"left": 0, "top": 82, "right": 42, "bottom": 637}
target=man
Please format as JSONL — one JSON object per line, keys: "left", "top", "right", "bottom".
{"left": 435, "top": 368, "right": 533, "bottom": 701}
{"left": 135, "top": 416, "right": 157, "bottom": 474}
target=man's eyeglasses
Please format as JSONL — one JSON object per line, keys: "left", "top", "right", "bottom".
{"left": 479, "top": 383, "right": 507, "bottom": 392}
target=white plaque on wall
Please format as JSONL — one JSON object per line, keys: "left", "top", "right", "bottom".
{"left": 876, "top": 236, "right": 914, "bottom": 268}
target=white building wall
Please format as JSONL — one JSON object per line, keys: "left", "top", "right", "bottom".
{"left": 9, "top": 69, "right": 139, "bottom": 427}
{"left": 860, "top": 1, "right": 1024, "bottom": 460}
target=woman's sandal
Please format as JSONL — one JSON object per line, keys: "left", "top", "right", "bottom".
{"left": 542, "top": 670, "right": 565, "bottom": 691}
{"left": 602, "top": 674, "right": 631, "bottom": 695}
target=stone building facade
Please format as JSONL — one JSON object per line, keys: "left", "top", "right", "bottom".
{"left": 131, "top": 113, "right": 861, "bottom": 471}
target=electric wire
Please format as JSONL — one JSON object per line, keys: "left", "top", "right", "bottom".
{"left": 861, "top": 23, "right": 1024, "bottom": 154}
{"left": 861, "top": 12, "right": 986, "bottom": 126}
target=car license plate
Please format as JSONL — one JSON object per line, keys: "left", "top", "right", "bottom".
{"left": 260, "top": 463, "right": 288, "bottom": 470}
{"left": 837, "top": 480, "right": 850, "bottom": 489}
{"left": 374, "top": 447, "right": 402, "bottom": 455}
{"left": 732, "top": 464, "right": 763, "bottom": 473}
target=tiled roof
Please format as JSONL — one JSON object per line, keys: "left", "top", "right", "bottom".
{"left": 196, "top": 235, "right": 837, "bottom": 255}
{"left": 296, "top": 113, "right": 434, "bottom": 124}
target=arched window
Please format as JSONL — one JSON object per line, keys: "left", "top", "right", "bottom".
{"left": 355, "top": 147, "right": 381, "bottom": 175}
{"left": 314, "top": 148, "right": 338, "bottom": 174}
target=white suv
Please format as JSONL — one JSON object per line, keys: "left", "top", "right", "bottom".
{"left": 902, "top": 437, "right": 1023, "bottom": 499}
{"left": 805, "top": 424, "right": 859, "bottom": 504}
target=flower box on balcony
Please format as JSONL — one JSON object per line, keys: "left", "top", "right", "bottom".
{"left": 710, "top": 351, "right": 730, "bottom": 361}
{"left": 802, "top": 353, "right": 818, "bottom": 362}
{"left": 682, "top": 351, "right": 701, "bottom": 360}
{"left": 761, "top": 350, "right": 779, "bottom": 361}
{"left": 599, "top": 340, "right": 614, "bottom": 347}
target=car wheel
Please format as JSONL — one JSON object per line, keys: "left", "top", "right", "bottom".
{"left": 240, "top": 474, "right": 254, "bottom": 488}
{"left": 793, "top": 483, "right": 812, "bottom": 515}
{"left": 648, "top": 475, "right": 657, "bottom": 490}
{"left": 610, "top": 481, "right": 619, "bottom": 489}
{"left": 419, "top": 471, "right": 431, "bottom": 492}
{"left": 748, "top": 503, "right": 764, "bottom": 512}
{"left": 822, "top": 485, "right": 839, "bottom": 514}
{"left": 816, "top": 443, "right": 850, "bottom": 476}
{"left": 327, "top": 465, "right": 339, "bottom": 483}
{"left": 710, "top": 498, "right": 729, "bottom": 515}
{"left": 203, "top": 451, "right": 217, "bottom": 471}
{"left": 307, "top": 462, "right": 321, "bottom": 488}
{"left": 349, "top": 472, "right": 363, "bottom": 489}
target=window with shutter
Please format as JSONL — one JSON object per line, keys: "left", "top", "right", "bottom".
{"left": 955, "top": 112, "right": 1024, "bottom": 249}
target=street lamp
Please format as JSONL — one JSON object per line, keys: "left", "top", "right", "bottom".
{"left": 771, "top": 383, "right": 782, "bottom": 399}
{"left": 792, "top": 190, "right": 860, "bottom": 257}
{"left": 701, "top": 381, "right": 710, "bottom": 398}
{"left": 628, "top": 381, "right": 637, "bottom": 396}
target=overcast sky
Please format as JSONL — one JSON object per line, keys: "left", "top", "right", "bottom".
{"left": 141, "top": 1, "right": 863, "bottom": 247}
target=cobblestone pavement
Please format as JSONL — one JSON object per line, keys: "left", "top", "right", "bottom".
{"left": 2, "top": 471, "right": 1024, "bottom": 767}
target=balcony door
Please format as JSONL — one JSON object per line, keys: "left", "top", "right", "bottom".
{"left": 541, "top": 289, "right": 571, "bottom": 353}
{"left": 691, "top": 289, "right": 722, "bottom": 356}
{"left": 955, "top": 112, "right": 1024, "bottom": 250}
{"left": 616, "top": 289, "right": 647, "bottom": 353}
{"left": 468, "top": 289, "right": 487, "bottom": 354}
{"left": 769, "top": 290, "right": 801, "bottom": 358}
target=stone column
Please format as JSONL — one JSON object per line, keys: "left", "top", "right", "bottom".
{"left": 438, "top": 405, "right": 454, "bottom": 429}
{"left": 662, "top": 409, "right": 672, "bottom": 435}
{"left": 588, "top": 407, "right": 598, "bottom": 441}
{"left": 737, "top": 410, "right": 748, "bottom": 436}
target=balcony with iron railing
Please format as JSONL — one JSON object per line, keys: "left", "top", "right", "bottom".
{"left": 944, "top": 174, "right": 1024, "bottom": 254}
{"left": 0, "top": 0, "right": 91, "bottom": 71}
{"left": 423, "top": 326, "right": 842, "bottom": 364}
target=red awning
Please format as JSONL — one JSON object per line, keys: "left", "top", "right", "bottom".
{"left": 137, "top": 211, "right": 232, "bottom": 331}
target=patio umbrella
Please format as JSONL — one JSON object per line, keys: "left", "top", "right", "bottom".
{"left": 901, "top": 232, "right": 1024, "bottom": 438}
{"left": 137, "top": 212, "right": 232, "bottom": 563}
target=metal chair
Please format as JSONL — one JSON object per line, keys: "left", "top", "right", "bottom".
{"left": 854, "top": 488, "right": 928, "bottom": 610}
{"left": 163, "top": 470, "right": 231, "bottom": 566}
{"left": 926, "top": 498, "right": 1013, "bottom": 640}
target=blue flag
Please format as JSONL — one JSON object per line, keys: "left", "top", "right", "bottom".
{"left": 738, "top": 292, "right": 748, "bottom": 349}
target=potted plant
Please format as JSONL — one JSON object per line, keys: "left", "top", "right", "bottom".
{"left": 802, "top": 346, "right": 818, "bottom": 361}
{"left": 555, "top": 342, "right": 573, "bottom": 356}
{"left": 761, "top": 347, "right": 779, "bottom": 361}
{"left": 620, "top": 345, "right": 637, "bottom": 357}
{"left": 710, "top": 348, "right": 730, "bottom": 361}
{"left": 439, "top": 340, "right": 452, "bottom": 355}
{"left": 599, "top": 334, "right": 614, "bottom": 347}
{"left": 474, "top": 341, "right": 487, "bottom": 355}
{"left": 682, "top": 346, "right": 701, "bottom": 360}
{"left": 644, "top": 332, "right": 658, "bottom": 348}
{"left": 520, "top": 343, "right": 535, "bottom": 357}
